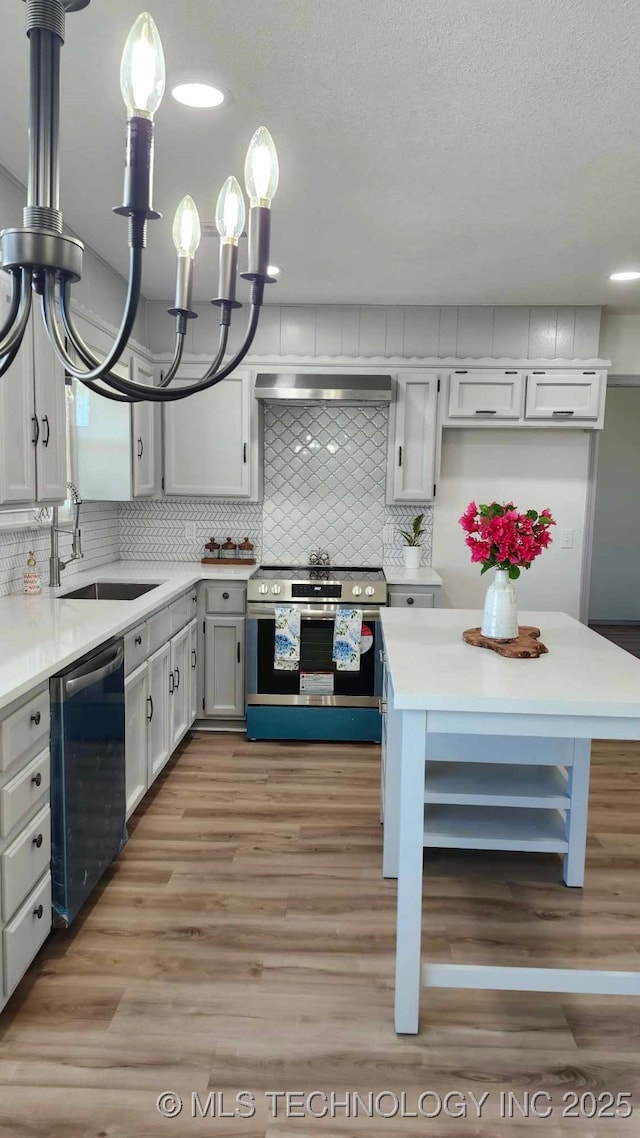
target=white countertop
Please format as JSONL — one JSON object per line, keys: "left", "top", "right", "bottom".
{"left": 383, "top": 566, "right": 442, "bottom": 587}
{"left": 381, "top": 607, "right": 640, "bottom": 719}
{"left": 0, "top": 560, "right": 257, "bottom": 715}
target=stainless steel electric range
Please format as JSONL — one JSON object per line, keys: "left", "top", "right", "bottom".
{"left": 246, "top": 565, "right": 387, "bottom": 742}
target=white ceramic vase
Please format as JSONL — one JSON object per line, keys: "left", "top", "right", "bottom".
{"left": 481, "top": 568, "right": 518, "bottom": 639}
{"left": 402, "top": 546, "right": 421, "bottom": 570}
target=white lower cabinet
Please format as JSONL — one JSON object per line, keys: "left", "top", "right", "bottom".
{"left": 203, "top": 616, "right": 245, "bottom": 718}
{"left": 169, "top": 623, "right": 191, "bottom": 749}
{"left": 3, "top": 872, "right": 51, "bottom": 996}
{"left": 124, "top": 662, "right": 149, "bottom": 819}
{"left": 147, "top": 643, "right": 171, "bottom": 785}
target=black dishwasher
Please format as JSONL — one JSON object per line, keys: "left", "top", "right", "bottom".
{"left": 50, "top": 639, "right": 126, "bottom": 926}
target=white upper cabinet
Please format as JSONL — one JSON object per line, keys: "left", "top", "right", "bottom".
{"left": 163, "top": 367, "right": 257, "bottom": 498}
{"left": 0, "top": 277, "right": 66, "bottom": 506}
{"left": 524, "top": 370, "right": 605, "bottom": 422}
{"left": 386, "top": 372, "right": 439, "bottom": 503}
{"left": 72, "top": 314, "right": 157, "bottom": 500}
{"left": 445, "top": 370, "right": 525, "bottom": 422}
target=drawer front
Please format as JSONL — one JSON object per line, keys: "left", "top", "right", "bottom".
{"left": 204, "top": 584, "right": 246, "bottom": 615}
{"left": 0, "top": 749, "right": 50, "bottom": 838}
{"left": 388, "top": 590, "right": 435, "bottom": 610}
{"left": 1, "top": 805, "right": 50, "bottom": 922}
{"left": 170, "top": 592, "right": 192, "bottom": 637}
{"left": 448, "top": 371, "right": 524, "bottom": 420}
{"left": 124, "top": 622, "right": 150, "bottom": 676}
{"left": 3, "top": 872, "right": 51, "bottom": 997}
{"left": 0, "top": 690, "right": 50, "bottom": 773}
{"left": 148, "top": 609, "right": 170, "bottom": 656}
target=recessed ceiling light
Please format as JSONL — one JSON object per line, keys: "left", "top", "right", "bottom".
{"left": 610, "top": 270, "right": 640, "bottom": 281}
{"left": 268, "top": 264, "right": 281, "bottom": 276}
{"left": 172, "top": 83, "right": 225, "bottom": 108}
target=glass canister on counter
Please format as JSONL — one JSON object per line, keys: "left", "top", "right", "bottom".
{"left": 238, "top": 537, "right": 254, "bottom": 561}
{"left": 220, "top": 537, "right": 237, "bottom": 560}
{"left": 204, "top": 537, "right": 221, "bottom": 558}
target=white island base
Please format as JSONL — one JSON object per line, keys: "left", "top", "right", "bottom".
{"left": 380, "top": 608, "right": 640, "bottom": 1034}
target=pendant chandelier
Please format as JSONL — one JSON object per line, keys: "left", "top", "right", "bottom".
{"left": 0, "top": 2, "right": 280, "bottom": 404}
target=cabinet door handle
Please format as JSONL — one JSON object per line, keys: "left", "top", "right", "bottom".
{"left": 31, "top": 415, "right": 40, "bottom": 446}
{"left": 30, "top": 711, "right": 41, "bottom": 727}
{"left": 31, "top": 772, "right": 42, "bottom": 787}
{"left": 243, "top": 442, "right": 247, "bottom": 463}
{"left": 32, "top": 833, "right": 43, "bottom": 849}
{"left": 398, "top": 445, "right": 402, "bottom": 467}
{"left": 191, "top": 648, "right": 197, "bottom": 669}
{"left": 474, "top": 409, "right": 496, "bottom": 415}
{"left": 41, "top": 414, "right": 50, "bottom": 446}
{"left": 169, "top": 671, "right": 175, "bottom": 694}
{"left": 174, "top": 666, "right": 180, "bottom": 690}
{"left": 33, "top": 904, "right": 44, "bottom": 920}
{"left": 146, "top": 694, "right": 153, "bottom": 722}
{"left": 134, "top": 635, "right": 142, "bottom": 646}
{"left": 222, "top": 591, "right": 230, "bottom": 600}
{"left": 552, "top": 410, "right": 574, "bottom": 416}
{"left": 137, "top": 437, "right": 143, "bottom": 459}
{"left": 237, "top": 642, "right": 241, "bottom": 664}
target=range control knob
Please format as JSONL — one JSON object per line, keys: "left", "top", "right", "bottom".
{"left": 352, "top": 585, "right": 363, "bottom": 597}
{"left": 365, "top": 586, "right": 375, "bottom": 597}
{"left": 271, "top": 584, "right": 282, "bottom": 595}
{"left": 258, "top": 584, "right": 269, "bottom": 595}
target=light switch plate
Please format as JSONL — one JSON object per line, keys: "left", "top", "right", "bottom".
{"left": 184, "top": 521, "right": 197, "bottom": 541}
{"left": 560, "top": 528, "right": 574, "bottom": 549}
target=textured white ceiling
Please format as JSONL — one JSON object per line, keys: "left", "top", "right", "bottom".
{"left": 0, "top": 0, "right": 640, "bottom": 307}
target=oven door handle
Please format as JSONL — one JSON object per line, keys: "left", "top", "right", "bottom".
{"left": 246, "top": 605, "right": 382, "bottom": 620}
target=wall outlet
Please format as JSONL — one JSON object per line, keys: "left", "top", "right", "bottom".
{"left": 184, "top": 521, "right": 197, "bottom": 541}
{"left": 560, "top": 528, "right": 574, "bottom": 549}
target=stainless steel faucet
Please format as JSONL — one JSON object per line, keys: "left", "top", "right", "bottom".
{"left": 49, "top": 482, "right": 84, "bottom": 588}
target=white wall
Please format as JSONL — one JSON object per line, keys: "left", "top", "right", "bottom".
{"left": 599, "top": 310, "right": 640, "bottom": 375}
{"left": 589, "top": 387, "right": 640, "bottom": 621}
{"left": 0, "top": 164, "right": 148, "bottom": 345}
{"left": 432, "top": 429, "right": 591, "bottom": 617}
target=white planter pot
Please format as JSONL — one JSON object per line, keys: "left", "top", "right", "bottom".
{"left": 481, "top": 568, "right": 518, "bottom": 639}
{"left": 402, "top": 546, "right": 421, "bottom": 570}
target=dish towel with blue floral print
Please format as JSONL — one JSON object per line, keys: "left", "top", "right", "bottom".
{"left": 274, "top": 606, "right": 301, "bottom": 671}
{"left": 333, "top": 606, "right": 363, "bottom": 671}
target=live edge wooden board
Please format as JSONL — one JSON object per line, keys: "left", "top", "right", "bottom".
{"left": 463, "top": 625, "right": 548, "bottom": 657}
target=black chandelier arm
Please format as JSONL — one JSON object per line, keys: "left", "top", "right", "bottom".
{"left": 42, "top": 276, "right": 141, "bottom": 404}
{"left": 56, "top": 279, "right": 144, "bottom": 403}
{"left": 156, "top": 331, "right": 187, "bottom": 388}
{"left": 0, "top": 269, "right": 23, "bottom": 346}
{"left": 0, "top": 269, "right": 32, "bottom": 360}
{"left": 0, "top": 334, "right": 25, "bottom": 381}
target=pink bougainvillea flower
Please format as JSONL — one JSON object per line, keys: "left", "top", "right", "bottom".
{"left": 458, "top": 501, "right": 556, "bottom": 576}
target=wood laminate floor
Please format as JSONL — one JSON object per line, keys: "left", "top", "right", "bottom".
{"left": 590, "top": 622, "right": 640, "bottom": 658}
{"left": 1, "top": 733, "right": 640, "bottom": 1136}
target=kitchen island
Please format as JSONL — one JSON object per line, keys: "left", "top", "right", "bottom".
{"left": 380, "top": 607, "right": 640, "bottom": 1033}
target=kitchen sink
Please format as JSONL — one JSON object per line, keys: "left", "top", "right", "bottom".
{"left": 60, "top": 581, "right": 162, "bottom": 601}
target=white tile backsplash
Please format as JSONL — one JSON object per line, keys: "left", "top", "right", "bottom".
{"left": 0, "top": 502, "right": 120, "bottom": 597}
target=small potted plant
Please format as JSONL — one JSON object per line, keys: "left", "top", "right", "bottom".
{"left": 398, "top": 513, "right": 425, "bottom": 570}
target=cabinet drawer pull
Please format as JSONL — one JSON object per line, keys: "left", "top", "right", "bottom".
{"left": 42, "top": 414, "right": 50, "bottom": 446}
{"left": 31, "top": 772, "right": 42, "bottom": 788}
{"left": 30, "top": 711, "right": 41, "bottom": 727}
{"left": 134, "top": 635, "right": 142, "bottom": 646}
{"left": 169, "top": 671, "right": 175, "bottom": 694}
{"left": 222, "top": 591, "right": 230, "bottom": 600}
{"left": 137, "top": 437, "right": 143, "bottom": 459}
{"left": 174, "top": 666, "right": 180, "bottom": 690}
{"left": 31, "top": 415, "right": 40, "bottom": 446}
{"left": 33, "top": 904, "right": 44, "bottom": 920}
{"left": 406, "top": 596, "right": 415, "bottom": 605}
{"left": 191, "top": 648, "right": 197, "bottom": 669}
{"left": 146, "top": 694, "right": 153, "bottom": 722}
{"left": 32, "top": 833, "right": 43, "bottom": 849}
{"left": 475, "top": 409, "right": 496, "bottom": 415}
{"left": 552, "top": 410, "right": 574, "bottom": 416}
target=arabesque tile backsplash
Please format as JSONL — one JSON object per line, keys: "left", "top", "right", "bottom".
{"left": 120, "top": 404, "right": 433, "bottom": 567}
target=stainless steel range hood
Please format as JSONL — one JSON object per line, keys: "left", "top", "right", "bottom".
{"left": 255, "top": 373, "right": 393, "bottom": 404}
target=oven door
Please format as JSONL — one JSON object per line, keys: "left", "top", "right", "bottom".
{"left": 246, "top": 604, "right": 384, "bottom": 707}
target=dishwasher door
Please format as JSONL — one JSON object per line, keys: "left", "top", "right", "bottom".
{"left": 50, "top": 638, "right": 126, "bottom": 926}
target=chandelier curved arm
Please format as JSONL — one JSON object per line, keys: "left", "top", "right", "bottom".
{"left": 0, "top": 269, "right": 33, "bottom": 360}
{"left": 156, "top": 322, "right": 229, "bottom": 389}
{"left": 42, "top": 277, "right": 141, "bottom": 404}
{"left": 0, "top": 334, "right": 25, "bottom": 381}
{"left": 0, "top": 269, "right": 23, "bottom": 345}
